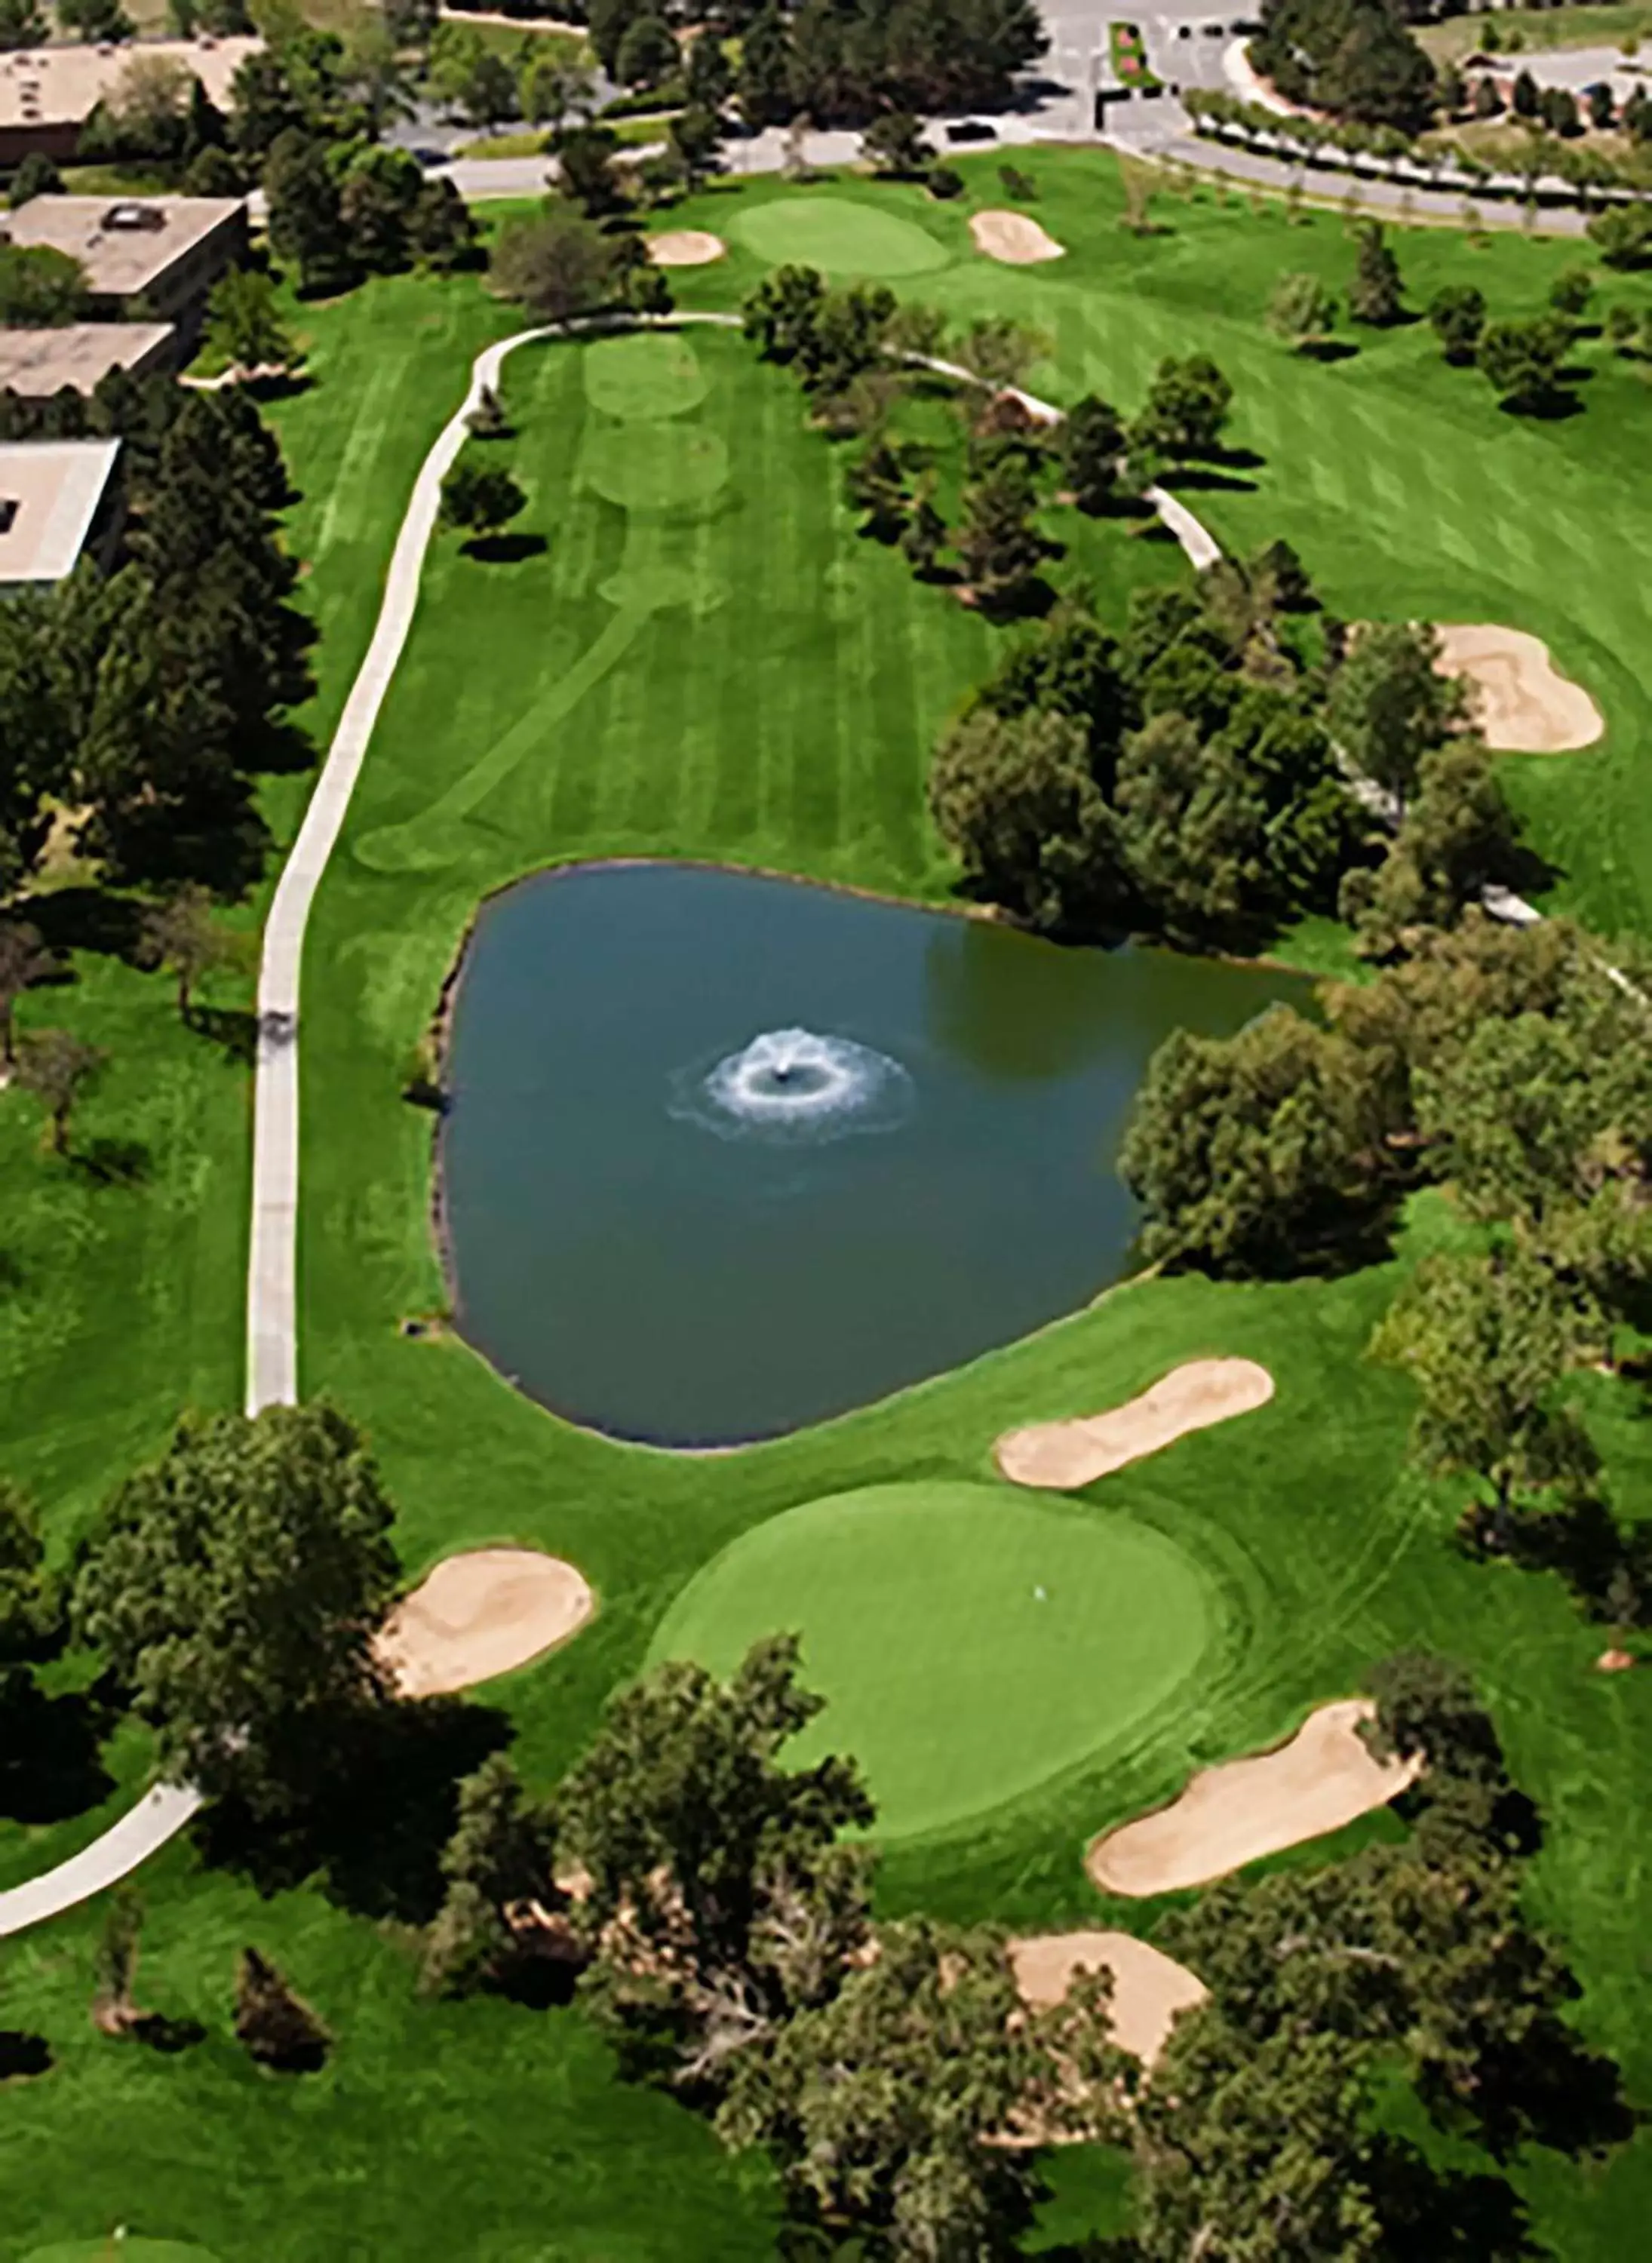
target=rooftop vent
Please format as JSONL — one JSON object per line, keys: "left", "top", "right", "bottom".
{"left": 103, "top": 203, "right": 166, "bottom": 232}
{"left": 0, "top": 500, "right": 19, "bottom": 536}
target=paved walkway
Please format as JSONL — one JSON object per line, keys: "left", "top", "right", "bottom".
{"left": 0, "top": 1784, "right": 204, "bottom": 1939}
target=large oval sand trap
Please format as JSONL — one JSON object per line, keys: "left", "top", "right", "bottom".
{"left": 646, "top": 229, "right": 726, "bottom": 267}
{"left": 376, "top": 1548, "right": 594, "bottom": 1697}
{"left": 1088, "top": 1698, "right": 1422, "bottom": 1898}
{"left": 995, "top": 1358, "right": 1274, "bottom": 1490}
{"left": 1010, "top": 1930, "right": 1207, "bottom": 2066}
{"left": 1436, "top": 623, "right": 1602, "bottom": 754}
{"left": 969, "top": 209, "right": 1065, "bottom": 264}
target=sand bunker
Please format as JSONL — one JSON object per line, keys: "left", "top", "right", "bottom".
{"left": 1010, "top": 1930, "right": 1207, "bottom": 2066}
{"left": 969, "top": 209, "right": 1065, "bottom": 265}
{"left": 995, "top": 1358, "right": 1274, "bottom": 1490}
{"left": 646, "top": 229, "right": 726, "bottom": 267}
{"left": 1435, "top": 624, "right": 1602, "bottom": 754}
{"left": 1088, "top": 1698, "right": 1422, "bottom": 1898}
{"left": 376, "top": 1548, "right": 594, "bottom": 1697}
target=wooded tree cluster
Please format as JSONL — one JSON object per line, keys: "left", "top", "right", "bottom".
{"left": 926, "top": 558, "right": 1509, "bottom": 960}
{"left": 1251, "top": 0, "right": 1439, "bottom": 134}
{"left": 0, "top": 382, "right": 312, "bottom": 898}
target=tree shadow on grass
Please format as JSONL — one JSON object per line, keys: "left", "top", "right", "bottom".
{"left": 1468, "top": 2018, "right": 1638, "bottom": 2161}
{"left": 198, "top": 1695, "right": 515, "bottom": 1926}
{"left": 0, "top": 2031, "right": 52, "bottom": 2080}
{"left": 462, "top": 531, "right": 548, "bottom": 565}
{"left": 0, "top": 1666, "right": 115, "bottom": 1825}
{"left": 191, "top": 1005, "right": 259, "bottom": 1067}
{"left": 1499, "top": 389, "right": 1586, "bottom": 423}
{"left": 1300, "top": 338, "right": 1361, "bottom": 364}
{"left": 24, "top": 886, "right": 143, "bottom": 963}
{"left": 71, "top": 1137, "right": 152, "bottom": 1189}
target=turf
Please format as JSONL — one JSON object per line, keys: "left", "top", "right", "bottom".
{"left": 649, "top": 1481, "right": 1216, "bottom": 1838}
{"left": 7, "top": 160, "right": 1652, "bottom": 2258}
{"left": 729, "top": 192, "right": 954, "bottom": 278}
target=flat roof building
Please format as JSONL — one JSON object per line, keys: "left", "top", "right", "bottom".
{"left": 0, "top": 321, "right": 176, "bottom": 397}
{"left": 0, "top": 36, "right": 262, "bottom": 163}
{"left": 0, "top": 438, "right": 123, "bottom": 587}
{"left": 3, "top": 194, "right": 248, "bottom": 345}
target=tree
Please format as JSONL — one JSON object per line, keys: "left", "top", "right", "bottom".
{"left": 265, "top": 130, "right": 353, "bottom": 298}
{"left": 1549, "top": 263, "right": 1595, "bottom": 321}
{"left": 1251, "top": 536, "right": 1315, "bottom": 615}
{"left": 57, "top": 0, "right": 133, "bottom": 39}
{"left": 1328, "top": 620, "right": 1467, "bottom": 812}
{"left": 718, "top": 1919, "right": 1084, "bottom": 2258}
{"left": 556, "top": 1635, "right": 875, "bottom": 2090}
{"left": 1587, "top": 202, "right": 1652, "bottom": 270}
{"left": 1268, "top": 269, "right": 1340, "bottom": 353}
{"left": 7, "top": 151, "right": 59, "bottom": 207}
{"left": 490, "top": 205, "right": 617, "bottom": 324}
{"left": 861, "top": 110, "right": 932, "bottom": 174}
{"left": 1343, "top": 739, "right": 1516, "bottom": 954}
{"left": 616, "top": 12, "right": 677, "bottom": 88}
{"left": 742, "top": 264, "right": 825, "bottom": 365}
{"left": 685, "top": 29, "right": 731, "bottom": 114}
{"left": 955, "top": 460, "right": 1043, "bottom": 612}
{"left": 423, "top": 1752, "right": 560, "bottom": 1996}
{"left": 0, "top": 0, "right": 46, "bottom": 48}
{"left": 738, "top": 5, "right": 793, "bottom": 126}
{"left": 92, "top": 1887, "right": 145, "bottom": 2035}
{"left": 1363, "top": 1649, "right": 1508, "bottom": 1792}
{"left": 0, "top": 1476, "right": 55, "bottom": 1656}
{"left": 204, "top": 267, "right": 296, "bottom": 376}
{"left": 1060, "top": 391, "right": 1124, "bottom": 513}
{"left": 1370, "top": 1250, "right": 1597, "bottom": 1540}
{"left": 520, "top": 50, "right": 594, "bottom": 131}
{"left": 14, "top": 1027, "right": 105, "bottom": 1158}
{"left": 137, "top": 883, "right": 241, "bottom": 1022}
{"left": 552, "top": 121, "right": 622, "bottom": 218}
{"left": 0, "top": 244, "right": 88, "bottom": 327}
{"left": 71, "top": 1402, "right": 401, "bottom": 1808}
{"left": 1478, "top": 315, "right": 1570, "bottom": 413}
{"left": 1541, "top": 83, "right": 1580, "bottom": 137}
{"left": 1512, "top": 66, "right": 1539, "bottom": 119}
{"left": 1120, "top": 1007, "right": 1389, "bottom": 1276}
{"left": 1251, "top": 0, "right": 1436, "bottom": 132}
{"left": 929, "top": 706, "right": 1124, "bottom": 933}
{"left": 900, "top": 485, "right": 947, "bottom": 579}
{"left": 1114, "top": 711, "right": 1276, "bottom": 947}
{"left": 1349, "top": 218, "right": 1403, "bottom": 324}
{"left": 0, "top": 921, "right": 51, "bottom": 1072}
{"left": 1132, "top": 352, "right": 1232, "bottom": 468}
{"left": 438, "top": 458, "right": 527, "bottom": 547}
{"left": 1428, "top": 281, "right": 1487, "bottom": 364}
{"left": 234, "top": 1948, "right": 330, "bottom": 2071}
{"left": 843, "top": 438, "right": 910, "bottom": 541}
{"left": 407, "top": 177, "right": 479, "bottom": 275}
{"left": 668, "top": 103, "right": 723, "bottom": 189}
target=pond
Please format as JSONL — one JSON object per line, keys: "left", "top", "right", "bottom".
{"left": 438, "top": 862, "right": 1303, "bottom": 1446}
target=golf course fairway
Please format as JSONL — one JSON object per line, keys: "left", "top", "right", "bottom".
{"left": 649, "top": 1481, "right": 1215, "bottom": 1839}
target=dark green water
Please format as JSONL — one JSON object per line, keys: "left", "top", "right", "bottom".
{"left": 440, "top": 862, "right": 1303, "bottom": 1445}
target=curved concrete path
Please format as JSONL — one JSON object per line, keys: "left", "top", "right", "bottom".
{"left": 0, "top": 318, "right": 1227, "bottom": 1939}
{"left": 0, "top": 1783, "right": 204, "bottom": 1938}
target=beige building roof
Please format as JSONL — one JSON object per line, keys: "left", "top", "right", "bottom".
{"left": 4, "top": 194, "right": 244, "bottom": 299}
{"left": 0, "top": 438, "right": 121, "bottom": 584}
{"left": 0, "top": 321, "right": 173, "bottom": 395}
{"left": 0, "top": 35, "right": 262, "bottom": 134}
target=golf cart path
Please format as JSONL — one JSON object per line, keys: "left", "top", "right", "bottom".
{"left": 0, "top": 324, "right": 1233, "bottom": 1936}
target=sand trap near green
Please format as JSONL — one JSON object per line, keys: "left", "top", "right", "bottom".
{"left": 731, "top": 194, "right": 950, "bottom": 278}
{"left": 649, "top": 1482, "right": 1214, "bottom": 1841}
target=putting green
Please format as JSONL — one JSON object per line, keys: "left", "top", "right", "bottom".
{"left": 649, "top": 1482, "right": 1215, "bottom": 1841}
{"left": 582, "top": 332, "right": 708, "bottom": 422}
{"left": 731, "top": 194, "right": 950, "bottom": 279}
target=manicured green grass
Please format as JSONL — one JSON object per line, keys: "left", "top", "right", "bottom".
{"left": 668, "top": 155, "right": 1652, "bottom": 940}
{"left": 1420, "top": 3, "right": 1652, "bottom": 59}
{"left": 649, "top": 1482, "right": 1216, "bottom": 1838}
{"left": 8, "top": 155, "right": 1652, "bottom": 2259}
{"left": 729, "top": 192, "right": 955, "bottom": 277}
